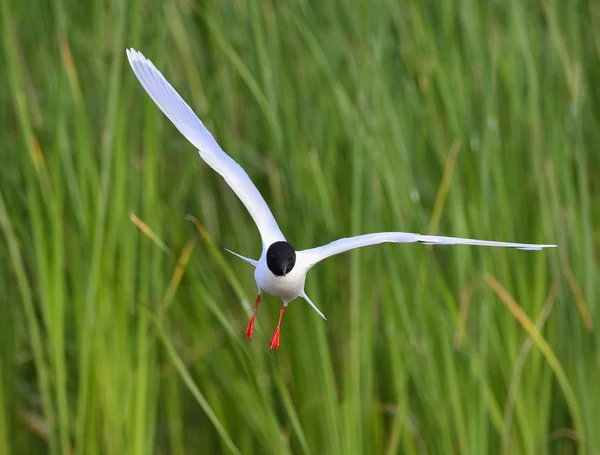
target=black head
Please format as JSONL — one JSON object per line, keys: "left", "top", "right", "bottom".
{"left": 266, "top": 241, "right": 296, "bottom": 277}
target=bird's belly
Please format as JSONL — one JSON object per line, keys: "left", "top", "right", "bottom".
{"left": 255, "top": 266, "right": 304, "bottom": 302}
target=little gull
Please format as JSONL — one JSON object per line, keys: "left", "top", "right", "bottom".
{"left": 126, "top": 49, "right": 556, "bottom": 350}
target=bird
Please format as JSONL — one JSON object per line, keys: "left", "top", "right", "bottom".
{"left": 126, "top": 48, "right": 557, "bottom": 351}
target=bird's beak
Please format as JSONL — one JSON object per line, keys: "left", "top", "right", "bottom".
{"left": 282, "top": 267, "right": 287, "bottom": 277}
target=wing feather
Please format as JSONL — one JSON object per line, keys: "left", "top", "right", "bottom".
{"left": 299, "top": 232, "right": 556, "bottom": 267}
{"left": 126, "top": 48, "right": 285, "bottom": 248}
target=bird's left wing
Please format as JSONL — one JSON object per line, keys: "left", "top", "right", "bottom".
{"left": 126, "top": 48, "right": 286, "bottom": 248}
{"left": 298, "top": 232, "right": 556, "bottom": 268}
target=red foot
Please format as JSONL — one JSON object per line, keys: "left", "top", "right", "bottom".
{"left": 269, "top": 327, "right": 280, "bottom": 351}
{"left": 245, "top": 315, "right": 255, "bottom": 340}
{"left": 269, "top": 307, "right": 286, "bottom": 351}
{"left": 244, "top": 295, "right": 261, "bottom": 341}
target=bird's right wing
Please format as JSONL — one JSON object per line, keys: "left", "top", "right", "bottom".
{"left": 126, "top": 48, "right": 286, "bottom": 248}
{"left": 298, "top": 232, "right": 556, "bottom": 268}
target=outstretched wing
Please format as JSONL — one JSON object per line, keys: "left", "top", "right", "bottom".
{"left": 126, "top": 48, "right": 286, "bottom": 248}
{"left": 298, "top": 232, "right": 556, "bottom": 267}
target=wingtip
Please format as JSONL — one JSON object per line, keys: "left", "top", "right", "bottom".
{"left": 125, "top": 48, "right": 145, "bottom": 64}
{"left": 517, "top": 245, "right": 557, "bottom": 251}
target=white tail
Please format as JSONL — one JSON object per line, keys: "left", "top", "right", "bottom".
{"left": 300, "top": 292, "right": 327, "bottom": 320}
{"left": 224, "top": 249, "right": 258, "bottom": 267}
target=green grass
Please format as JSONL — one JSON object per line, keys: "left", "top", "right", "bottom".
{"left": 1, "top": 0, "right": 598, "bottom": 453}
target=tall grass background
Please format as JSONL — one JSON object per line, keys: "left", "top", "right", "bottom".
{"left": 1, "top": 0, "right": 598, "bottom": 453}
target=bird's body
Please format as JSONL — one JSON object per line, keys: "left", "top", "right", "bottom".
{"left": 126, "top": 48, "right": 556, "bottom": 350}
{"left": 255, "top": 253, "right": 306, "bottom": 304}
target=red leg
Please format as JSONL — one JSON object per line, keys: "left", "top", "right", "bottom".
{"left": 245, "top": 294, "right": 261, "bottom": 340}
{"left": 269, "top": 306, "right": 286, "bottom": 351}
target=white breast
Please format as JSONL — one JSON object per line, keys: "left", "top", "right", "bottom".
{"left": 254, "top": 252, "right": 307, "bottom": 303}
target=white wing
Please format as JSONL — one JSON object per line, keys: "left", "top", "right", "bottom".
{"left": 126, "top": 48, "right": 286, "bottom": 248}
{"left": 298, "top": 232, "right": 556, "bottom": 267}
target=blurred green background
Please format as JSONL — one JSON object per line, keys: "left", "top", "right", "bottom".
{"left": 1, "top": 0, "right": 599, "bottom": 453}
